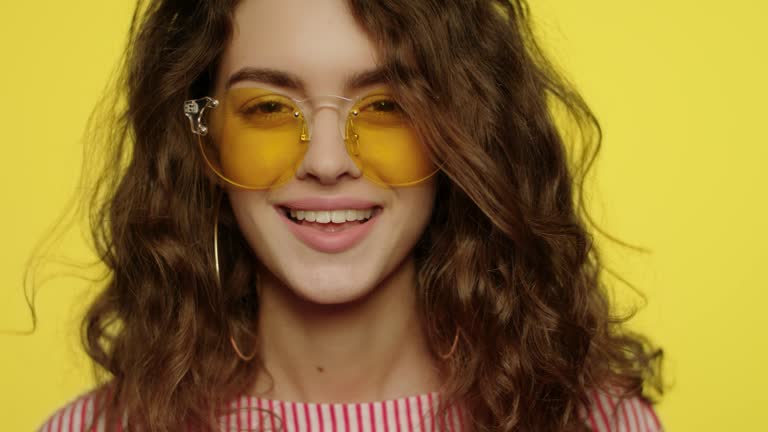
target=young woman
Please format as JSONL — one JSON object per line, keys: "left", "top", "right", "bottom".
{"left": 38, "top": 0, "right": 663, "bottom": 431}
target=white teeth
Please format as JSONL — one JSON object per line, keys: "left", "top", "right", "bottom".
{"left": 331, "top": 210, "right": 346, "bottom": 223}
{"left": 288, "top": 208, "right": 375, "bottom": 223}
{"left": 315, "top": 211, "right": 331, "bottom": 223}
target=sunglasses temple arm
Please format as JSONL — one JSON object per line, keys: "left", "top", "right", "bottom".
{"left": 184, "top": 97, "right": 219, "bottom": 136}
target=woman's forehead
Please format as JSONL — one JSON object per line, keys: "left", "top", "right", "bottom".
{"left": 216, "top": 0, "right": 380, "bottom": 96}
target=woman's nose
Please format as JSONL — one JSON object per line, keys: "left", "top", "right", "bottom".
{"left": 294, "top": 108, "right": 362, "bottom": 185}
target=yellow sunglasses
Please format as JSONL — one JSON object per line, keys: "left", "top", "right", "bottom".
{"left": 184, "top": 87, "right": 438, "bottom": 189}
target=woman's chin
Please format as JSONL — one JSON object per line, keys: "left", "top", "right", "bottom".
{"left": 287, "top": 278, "right": 375, "bottom": 306}
{"left": 295, "top": 285, "right": 372, "bottom": 306}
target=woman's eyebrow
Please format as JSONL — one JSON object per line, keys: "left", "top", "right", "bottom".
{"left": 225, "top": 67, "right": 388, "bottom": 93}
{"left": 344, "top": 67, "right": 388, "bottom": 92}
{"left": 226, "top": 67, "right": 305, "bottom": 91}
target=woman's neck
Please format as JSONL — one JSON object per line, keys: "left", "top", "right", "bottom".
{"left": 250, "top": 256, "right": 442, "bottom": 403}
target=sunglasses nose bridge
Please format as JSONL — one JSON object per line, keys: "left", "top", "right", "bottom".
{"left": 297, "top": 104, "right": 363, "bottom": 184}
{"left": 300, "top": 95, "right": 354, "bottom": 143}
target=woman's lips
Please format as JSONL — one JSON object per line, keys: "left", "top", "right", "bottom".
{"left": 276, "top": 206, "right": 380, "bottom": 253}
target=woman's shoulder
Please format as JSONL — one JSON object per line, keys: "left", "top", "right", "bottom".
{"left": 37, "top": 387, "right": 111, "bottom": 432}
{"left": 583, "top": 388, "right": 663, "bottom": 432}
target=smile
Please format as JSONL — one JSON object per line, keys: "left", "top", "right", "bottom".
{"left": 276, "top": 206, "right": 382, "bottom": 253}
{"left": 286, "top": 208, "right": 377, "bottom": 223}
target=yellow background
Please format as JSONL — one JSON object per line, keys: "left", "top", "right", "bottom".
{"left": 1, "top": 0, "right": 766, "bottom": 430}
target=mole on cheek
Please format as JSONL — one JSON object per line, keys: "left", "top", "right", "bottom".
{"left": 316, "top": 366, "right": 325, "bottom": 373}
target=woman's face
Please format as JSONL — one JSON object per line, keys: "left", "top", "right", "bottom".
{"left": 215, "top": 0, "right": 436, "bottom": 304}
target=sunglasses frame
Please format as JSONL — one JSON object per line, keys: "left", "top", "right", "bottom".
{"left": 183, "top": 88, "right": 438, "bottom": 189}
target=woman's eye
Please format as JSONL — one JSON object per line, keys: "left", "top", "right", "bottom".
{"left": 365, "top": 99, "right": 401, "bottom": 113}
{"left": 243, "top": 101, "right": 289, "bottom": 115}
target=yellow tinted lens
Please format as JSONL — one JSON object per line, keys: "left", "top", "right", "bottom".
{"left": 347, "top": 94, "right": 436, "bottom": 186}
{"left": 200, "top": 88, "right": 307, "bottom": 189}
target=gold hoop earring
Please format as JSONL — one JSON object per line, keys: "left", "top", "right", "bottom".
{"left": 214, "top": 191, "right": 258, "bottom": 362}
{"left": 230, "top": 334, "right": 257, "bottom": 362}
{"left": 439, "top": 327, "right": 463, "bottom": 359}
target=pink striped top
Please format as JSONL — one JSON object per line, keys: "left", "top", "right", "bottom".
{"left": 38, "top": 389, "right": 662, "bottom": 432}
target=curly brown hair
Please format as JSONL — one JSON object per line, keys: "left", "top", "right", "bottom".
{"left": 53, "top": 0, "right": 664, "bottom": 430}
